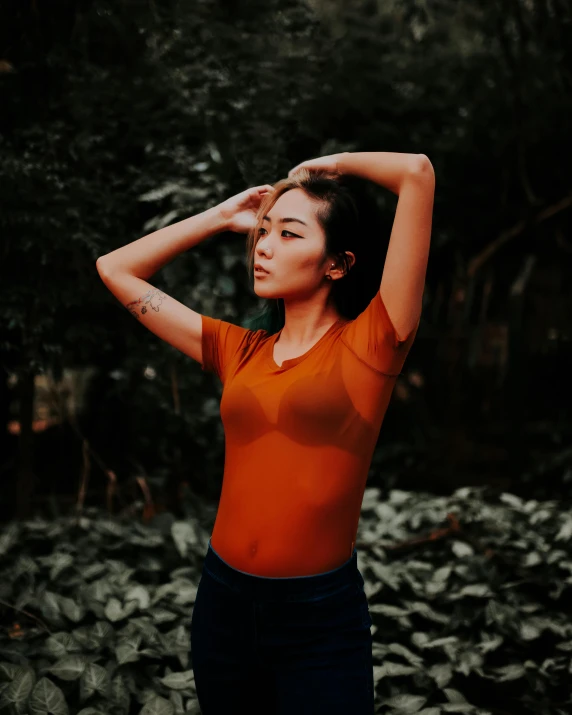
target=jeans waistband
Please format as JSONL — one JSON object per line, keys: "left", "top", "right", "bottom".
{"left": 203, "top": 538, "right": 360, "bottom": 602}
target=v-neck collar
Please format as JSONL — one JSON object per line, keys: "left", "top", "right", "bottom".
{"left": 265, "top": 319, "right": 344, "bottom": 371}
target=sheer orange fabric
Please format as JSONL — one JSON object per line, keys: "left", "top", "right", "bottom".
{"left": 200, "top": 289, "right": 419, "bottom": 576}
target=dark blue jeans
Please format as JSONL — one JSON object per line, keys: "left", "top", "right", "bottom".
{"left": 190, "top": 539, "right": 374, "bottom": 714}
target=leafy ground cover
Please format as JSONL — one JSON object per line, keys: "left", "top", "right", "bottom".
{"left": 0, "top": 486, "right": 571, "bottom": 714}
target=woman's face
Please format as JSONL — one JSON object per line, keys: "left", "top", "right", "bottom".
{"left": 253, "top": 189, "right": 332, "bottom": 301}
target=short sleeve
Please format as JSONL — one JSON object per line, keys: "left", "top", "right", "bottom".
{"left": 201, "top": 314, "right": 256, "bottom": 383}
{"left": 340, "top": 290, "right": 420, "bottom": 377}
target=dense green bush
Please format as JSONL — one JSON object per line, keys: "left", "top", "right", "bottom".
{"left": 0, "top": 486, "right": 571, "bottom": 714}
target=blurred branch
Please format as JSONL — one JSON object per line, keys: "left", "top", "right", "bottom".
{"left": 468, "top": 193, "right": 572, "bottom": 277}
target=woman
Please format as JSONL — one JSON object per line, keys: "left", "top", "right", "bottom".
{"left": 96, "top": 150, "right": 435, "bottom": 714}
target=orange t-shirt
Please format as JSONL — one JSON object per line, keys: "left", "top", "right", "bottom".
{"left": 200, "top": 289, "right": 419, "bottom": 577}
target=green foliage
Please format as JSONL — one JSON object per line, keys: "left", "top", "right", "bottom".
{"left": 0, "top": 487, "right": 571, "bottom": 713}
{"left": 0, "top": 508, "right": 208, "bottom": 714}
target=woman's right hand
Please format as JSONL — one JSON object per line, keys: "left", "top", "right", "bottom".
{"left": 218, "top": 184, "right": 275, "bottom": 235}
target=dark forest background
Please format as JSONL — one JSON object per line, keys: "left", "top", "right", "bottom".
{"left": 1, "top": 0, "right": 571, "bottom": 521}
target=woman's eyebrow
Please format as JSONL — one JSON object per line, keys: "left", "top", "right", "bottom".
{"left": 262, "top": 215, "right": 308, "bottom": 227}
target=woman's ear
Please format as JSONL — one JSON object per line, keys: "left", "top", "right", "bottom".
{"left": 345, "top": 252, "right": 356, "bottom": 271}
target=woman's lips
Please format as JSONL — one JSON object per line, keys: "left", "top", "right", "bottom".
{"left": 254, "top": 268, "right": 270, "bottom": 277}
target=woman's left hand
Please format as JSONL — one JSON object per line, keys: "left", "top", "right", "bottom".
{"left": 288, "top": 152, "right": 348, "bottom": 178}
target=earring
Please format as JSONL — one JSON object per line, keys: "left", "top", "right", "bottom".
{"left": 326, "top": 263, "right": 334, "bottom": 280}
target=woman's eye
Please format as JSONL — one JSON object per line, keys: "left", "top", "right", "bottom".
{"left": 257, "top": 228, "right": 297, "bottom": 238}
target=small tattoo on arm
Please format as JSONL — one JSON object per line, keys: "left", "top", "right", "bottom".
{"left": 125, "top": 288, "right": 167, "bottom": 320}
